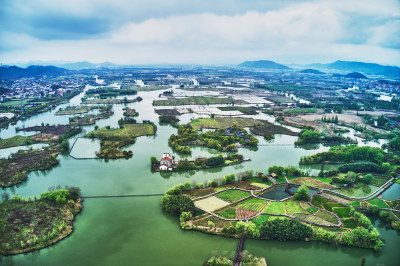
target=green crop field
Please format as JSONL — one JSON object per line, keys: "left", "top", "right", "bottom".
{"left": 1, "top": 99, "right": 30, "bottom": 106}
{"left": 218, "top": 209, "right": 236, "bottom": 219}
{"left": 215, "top": 189, "right": 250, "bottom": 203}
{"left": 283, "top": 200, "right": 308, "bottom": 215}
{"left": 307, "top": 206, "right": 318, "bottom": 213}
{"left": 189, "top": 117, "right": 262, "bottom": 130}
{"left": 263, "top": 202, "right": 286, "bottom": 215}
{"left": 252, "top": 215, "right": 269, "bottom": 227}
{"left": 237, "top": 203, "right": 266, "bottom": 212}
{"left": 296, "top": 213, "right": 333, "bottom": 225}
{"left": 87, "top": 124, "right": 155, "bottom": 140}
{"left": 315, "top": 210, "right": 339, "bottom": 224}
{"left": 342, "top": 218, "right": 357, "bottom": 229}
{"left": 0, "top": 136, "right": 29, "bottom": 149}
{"left": 240, "top": 198, "right": 268, "bottom": 205}
{"left": 332, "top": 207, "right": 351, "bottom": 218}
{"left": 311, "top": 195, "right": 343, "bottom": 212}
{"left": 368, "top": 198, "right": 389, "bottom": 208}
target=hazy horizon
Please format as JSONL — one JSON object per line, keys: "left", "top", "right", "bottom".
{"left": 1, "top": 0, "right": 399, "bottom": 66}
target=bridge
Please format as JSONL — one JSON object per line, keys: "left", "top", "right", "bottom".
{"left": 234, "top": 232, "right": 246, "bottom": 266}
{"left": 81, "top": 193, "right": 164, "bottom": 199}
{"left": 257, "top": 143, "right": 294, "bottom": 146}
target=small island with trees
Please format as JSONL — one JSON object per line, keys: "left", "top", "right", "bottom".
{"left": 0, "top": 186, "right": 82, "bottom": 255}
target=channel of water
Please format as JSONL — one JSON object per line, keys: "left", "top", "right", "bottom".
{"left": 0, "top": 87, "right": 399, "bottom": 265}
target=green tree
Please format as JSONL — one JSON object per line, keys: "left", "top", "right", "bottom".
{"left": 60, "top": 139, "right": 69, "bottom": 154}
{"left": 150, "top": 156, "right": 158, "bottom": 165}
{"left": 161, "top": 193, "right": 195, "bottom": 216}
{"left": 293, "top": 185, "right": 310, "bottom": 201}
{"left": 235, "top": 221, "right": 247, "bottom": 232}
{"left": 363, "top": 174, "right": 374, "bottom": 184}
{"left": 260, "top": 219, "right": 313, "bottom": 241}
{"left": 382, "top": 162, "right": 391, "bottom": 172}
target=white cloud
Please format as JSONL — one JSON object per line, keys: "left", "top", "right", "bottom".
{"left": 2, "top": 0, "right": 400, "bottom": 65}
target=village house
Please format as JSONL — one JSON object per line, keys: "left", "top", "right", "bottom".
{"left": 159, "top": 153, "right": 176, "bottom": 171}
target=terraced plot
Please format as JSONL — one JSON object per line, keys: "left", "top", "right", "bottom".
{"left": 194, "top": 196, "right": 230, "bottom": 212}
{"left": 290, "top": 177, "right": 334, "bottom": 189}
{"left": 218, "top": 209, "right": 236, "bottom": 219}
{"left": 284, "top": 200, "right": 309, "bottom": 215}
{"left": 215, "top": 189, "right": 250, "bottom": 203}
{"left": 263, "top": 202, "right": 286, "bottom": 215}
{"left": 367, "top": 198, "right": 389, "bottom": 208}
{"left": 315, "top": 210, "right": 339, "bottom": 224}
{"left": 252, "top": 215, "right": 269, "bottom": 227}
{"left": 296, "top": 213, "right": 334, "bottom": 225}
{"left": 311, "top": 195, "right": 344, "bottom": 212}
{"left": 332, "top": 207, "right": 351, "bottom": 218}
{"left": 342, "top": 218, "right": 357, "bottom": 229}
{"left": 237, "top": 203, "right": 266, "bottom": 212}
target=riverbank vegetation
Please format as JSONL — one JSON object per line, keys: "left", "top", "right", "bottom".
{"left": 69, "top": 106, "right": 113, "bottom": 126}
{"left": 56, "top": 105, "right": 97, "bottom": 115}
{"left": 0, "top": 148, "right": 59, "bottom": 187}
{"left": 250, "top": 120, "right": 297, "bottom": 140}
{"left": 85, "top": 87, "right": 137, "bottom": 98}
{"left": 295, "top": 128, "right": 356, "bottom": 145}
{"left": 0, "top": 187, "right": 82, "bottom": 255}
{"left": 82, "top": 96, "right": 142, "bottom": 105}
{"left": 205, "top": 251, "right": 267, "bottom": 266}
{"left": 159, "top": 115, "right": 180, "bottom": 127}
{"left": 85, "top": 123, "right": 156, "bottom": 158}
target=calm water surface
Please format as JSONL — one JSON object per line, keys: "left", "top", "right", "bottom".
{"left": 1, "top": 88, "right": 399, "bottom": 265}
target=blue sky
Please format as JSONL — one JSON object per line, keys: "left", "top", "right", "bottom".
{"left": 1, "top": 0, "right": 399, "bottom": 65}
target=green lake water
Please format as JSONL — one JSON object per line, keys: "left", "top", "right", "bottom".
{"left": 1, "top": 88, "right": 399, "bottom": 265}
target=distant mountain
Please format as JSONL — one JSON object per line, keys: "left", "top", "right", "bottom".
{"left": 300, "top": 69, "right": 325, "bottom": 74}
{"left": 0, "top": 65, "right": 68, "bottom": 80}
{"left": 60, "top": 61, "right": 118, "bottom": 70}
{"left": 344, "top": 72, "right": 368, "bottom": 79}
{"left": 307, "top": 60, "right": 400, "bottom": 79}
{"left": 239, "top": 60, "right": 290, "bottom": 70}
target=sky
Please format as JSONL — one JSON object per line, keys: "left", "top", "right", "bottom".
{"left": 0, "top": 0, "right": 399, "bottom": 66}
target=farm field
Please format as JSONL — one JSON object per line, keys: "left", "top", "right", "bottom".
{"left": 194, "top": 196, "right": 230, "bottom": 212}
{"left": 0, "top": 135, "right": 29, "bottom": 149}
{"left": 331, "top": 185, "right": 379, "bottom": 198}
{"left": 87, "top": 124, "right": 155, "bottom": 140}
{"left": 283, "top": 199, "right": 309, "bottom": 215}
{"left": 368, "top": 198, "right": 389, "bottom": 208}
{"left": 290, "top": 177, "right": 334, "bottom": 189}
{"left": 263, "top": 201, "right": 286, "bottom": 215}
{"left": 215, "top": 189, "right": 250, "bottom": 203}
{"left": 311, "top": 195, "right": 344, "bottom": 212}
